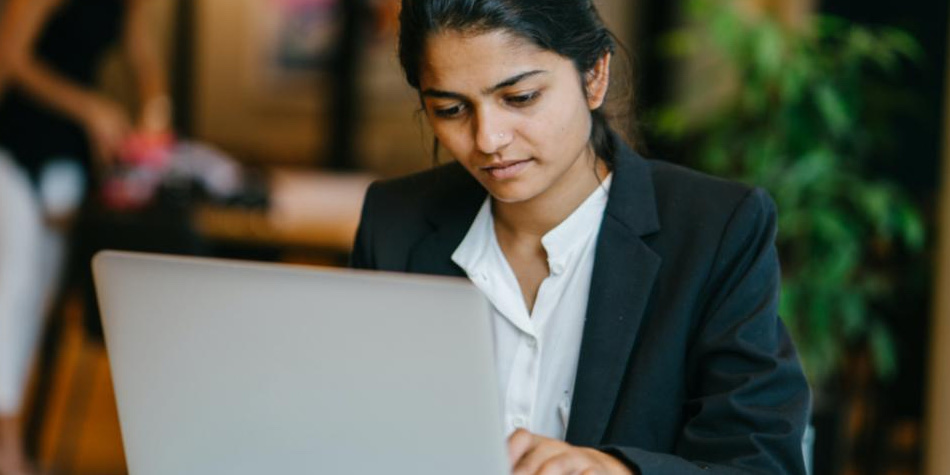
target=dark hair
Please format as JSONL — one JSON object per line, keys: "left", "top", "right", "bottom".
{"left": 398, "top": 0, "right": 621, "bottom": 166}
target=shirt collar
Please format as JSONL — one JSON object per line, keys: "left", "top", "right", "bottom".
{"left": 451, "top": 198, "right": 494, "bottom": 276}
{"left": 540, "top": 174, "right": 612, "bottom": 274}
{"left": 452, "top": 175, "right": 612, "bottom": 277}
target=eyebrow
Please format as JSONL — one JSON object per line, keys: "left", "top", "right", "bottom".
{"left": 421, "top": 70, "right": 547, "bottom": 100}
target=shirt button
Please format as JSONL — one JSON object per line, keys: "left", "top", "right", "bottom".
{"left": 513, "top": 416, "right": 527, "bottom": 428}
{"left": 527, "top": 338, "right": 537, "bottom": 349}
{"left": 550, "top": 262, "right": 565, "bottom": 275}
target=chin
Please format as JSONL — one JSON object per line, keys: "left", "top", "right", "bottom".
{"left": 482, "top": 183, "right": 542, "bottom": 204}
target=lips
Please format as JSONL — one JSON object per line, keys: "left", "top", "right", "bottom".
{"left": 480, "top": 159, "right": 533, "bottom": 180}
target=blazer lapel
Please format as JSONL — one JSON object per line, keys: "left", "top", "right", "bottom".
{"left": 406, "top": 163, "right": 485, "bottom": 277}
{"left": 565, "top": 138, "right": 662, "bottom": 446}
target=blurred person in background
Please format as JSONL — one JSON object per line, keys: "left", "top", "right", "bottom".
{"left": 0, "top": 0, "right": 170, "bottom": 473}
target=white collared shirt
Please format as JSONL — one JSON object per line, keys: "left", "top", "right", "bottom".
{"left": 451, "top": 175, "right": 611, "bottom": 440}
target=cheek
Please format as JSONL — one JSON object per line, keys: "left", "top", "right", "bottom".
{"left": 429, "top": 121, "right": 473, "bottom": 160}
{"left": 527, "top": 95, "right": 590, "bottom": 148}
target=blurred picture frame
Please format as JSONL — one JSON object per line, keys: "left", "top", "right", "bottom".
{"left": 242, "top": 0, "right": 341, "bottom": 113}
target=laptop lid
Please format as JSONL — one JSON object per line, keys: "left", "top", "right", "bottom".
{"left": 93, "top": 251, "right": 507, "bottom": 475}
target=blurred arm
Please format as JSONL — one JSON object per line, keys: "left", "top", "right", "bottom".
{"left": 122, "top": 0, "right": 171, "bottom": 133}
{"left": 0, "top": 0, "right": 133, "bottom": 164}
{"left": 0, "top": 0, "right": 100, "bottom": 123}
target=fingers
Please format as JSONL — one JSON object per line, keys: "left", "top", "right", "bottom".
{"left": 534, "top": 452, "right": 588, "bottom": 475}
{"left": 509, "top": 430, "right": 583, "bottom": 475}
{"left": 90, "top": 128, "right": 122, "bottom": 169}
{"left": 86, "top": 102, "right": 132, "bottom": 168}
{"left": 508, "top": 431, "right": 631, "bottom": 475}
{"left": 514, "top": 440, "right": 569, "bottom": 474}
{"left": 508, "top": 428, "right": 536, "bottom": 468}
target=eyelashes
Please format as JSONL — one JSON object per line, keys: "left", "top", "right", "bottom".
{"left": 506, "top": 91, "right": 540, "bottom": 106}
{"left": 433, "top": 103, "right": 466, "bottom": 118}
{"left": 431, "top": 91, "right": 542, "bottom": 119}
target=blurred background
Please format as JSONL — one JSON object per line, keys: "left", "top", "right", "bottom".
{"left": 0, "top": 0, "right": 946, "bottom": 474}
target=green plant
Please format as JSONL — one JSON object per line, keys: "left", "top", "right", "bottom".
{"left": 655, "top": 0, "right": 926, "bottom": 387}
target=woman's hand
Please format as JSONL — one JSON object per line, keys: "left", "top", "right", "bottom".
{"left": 80, "top": 95, "right": 131, "bottom": 166}
{"left": 508, "top": 429, "right": 635, "bottom": 475}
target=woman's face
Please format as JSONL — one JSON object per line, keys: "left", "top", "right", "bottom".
{"left": 418, "top": 30, "right": 609, "bottom": 205}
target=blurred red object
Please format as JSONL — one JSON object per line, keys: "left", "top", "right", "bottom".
{"left": 118, "top": 131, "right": 174, "bottom": 168}
{"left": 101, "top": 131, "right": 175, "bottom": 211}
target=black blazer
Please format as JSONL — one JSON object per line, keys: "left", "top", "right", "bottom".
{"left": 350, "top": 135, "right": 811, "bottom": 474}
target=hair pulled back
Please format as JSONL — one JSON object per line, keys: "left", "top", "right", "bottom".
{"left": 398, "top": 0, "right": 619, "bottom": 164}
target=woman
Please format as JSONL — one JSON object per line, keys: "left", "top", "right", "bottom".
{"left": 0, "top": 0, "right": 169, "bottom": 472}
{"left": 351, "top": 0, "right": 810, "bottom": 474}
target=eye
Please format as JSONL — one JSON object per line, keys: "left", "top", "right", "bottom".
{"left": 432, "top": 103, "right": 467, "bottom": 119}
{"left": 506, "top": 91, "right": 541, "bottom": 107}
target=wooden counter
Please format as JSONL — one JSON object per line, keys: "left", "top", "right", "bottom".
{"left": 193, "top": 169, "right": 374, "bottom": 254}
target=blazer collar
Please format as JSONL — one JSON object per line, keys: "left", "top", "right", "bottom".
{"left": 406, "top": 163, "right": 484, "bottom": 277}
{"left": 601, "top": 134, "right": 660, "bottom": 236}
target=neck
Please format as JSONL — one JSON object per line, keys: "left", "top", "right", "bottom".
{"left": 492, "top": 152, "right": 608, "bottom": 240}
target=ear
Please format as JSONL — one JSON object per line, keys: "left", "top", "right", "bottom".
{"left": 584, "top": 52, "right": 611, "bottom": 110}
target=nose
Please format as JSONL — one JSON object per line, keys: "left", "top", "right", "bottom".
{"left": 473, "top": 109, "right": 513, "bottom": 155}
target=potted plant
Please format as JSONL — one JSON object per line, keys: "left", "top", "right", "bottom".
{"left": 653, "top": 1, "right": 926, "bottom": 471}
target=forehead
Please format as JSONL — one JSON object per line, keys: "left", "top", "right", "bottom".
{"left": 419, "top": 29, "right": 569, "bottom": 92}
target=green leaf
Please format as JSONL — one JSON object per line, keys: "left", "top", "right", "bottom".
{"left": 839, "top": 291, "right": 867, "bottom": 340}
{"left": 882, "top": 28, "right": 925, "bottom": 64}
{"left": 857, "top": 184, "right": 898, "bottom": 237}
{"left": 811, "top": 207, "right": 853, "bottom": 246}
{"left": 700, "top": 146, "right": 730, "bottom": 175}
{"left": 754, "top": 23, "right": 785, "bottom": 79}
{"left": 653, "top": 107, "right": 690, "bottom": 137}
{"left": 869, "top": 321, "right": 898, "bottom": 380}
{"left": 897, "top": 203, "right": 926, "bottom": 250}
{"left": 786, "top": 148, "right": 835, "bottom": 188}
{"left": 778, "top": 56, "right": 811, "bottom": 103}
{"left": 825, "top": 243, "right": 859, "bottom": 284}
{"left": 815, "top": 84, "right": 852, "bottom": 136}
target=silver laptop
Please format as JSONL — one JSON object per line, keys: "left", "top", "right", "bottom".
{"left": 92, "top": 251, "right": 507, "bottom": 475}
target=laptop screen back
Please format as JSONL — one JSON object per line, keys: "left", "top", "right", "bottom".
{"left": 93, "top": 251, "right": 507, "bottom": 475}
